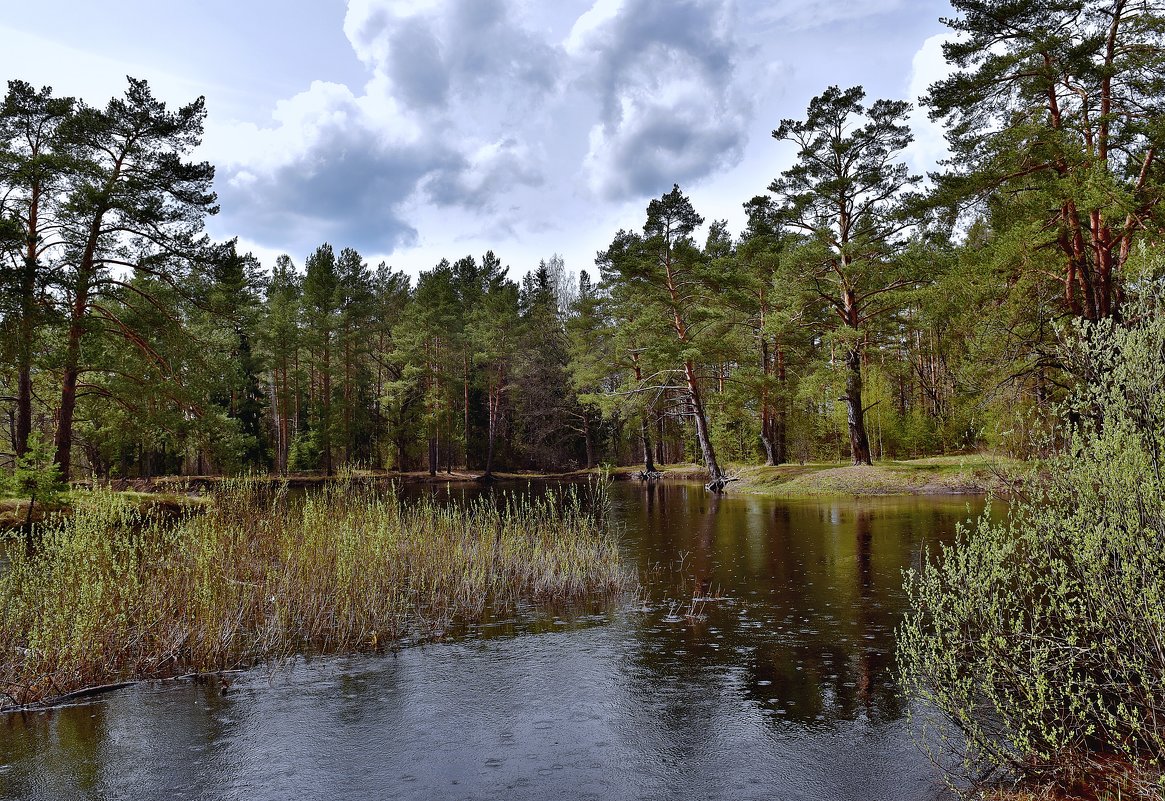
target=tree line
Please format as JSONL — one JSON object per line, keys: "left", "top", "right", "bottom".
{"left": 2, "top": 0, "right": 1163, "bottom": 482}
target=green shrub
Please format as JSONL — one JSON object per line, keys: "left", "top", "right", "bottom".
{"left": 899, "top": 299, "right": 1165, "bottom": 798}
{"left": 288, "top": 429, "right": 322, "bottom": 471}
{"left": 3, "top": 433, "right": 65, "bottom": 514}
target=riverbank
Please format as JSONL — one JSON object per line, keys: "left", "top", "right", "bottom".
{"left": 610, "top": 453, "right": 1023, "bottom": 497}
{"left": 736, "top": 454, "right": 1022, "bottom": 497}
{"left": 0, "top": 471, "right": 580, "bottom": 532}
{"left": 0, "top": 455, "right": 1021, "bottom": 533}
{"left": 0, "top": 490, "right": 209, "bottom": 530}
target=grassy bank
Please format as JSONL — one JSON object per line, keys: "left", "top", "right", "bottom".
{"left": 0, "top": 480, "right": 632, "bottom": 710}
{"left": 6, "top": 454, "right": 1022, "bottom": 515}
{"left": 608, "top": 454, "right": 1022, "bottom": 496}
{"left": 733, "top": 454, "right": 1022, "bottom": 497}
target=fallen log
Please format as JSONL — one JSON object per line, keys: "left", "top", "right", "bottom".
{"left": 705, "top": 475, "right": 741, "bottom": 493}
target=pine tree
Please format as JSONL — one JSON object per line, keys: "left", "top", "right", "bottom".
{"left": 52, "top": 77, "right": 217, "bottom": 479}
{"left": 770, "top": 86, "right": 922, "bottom": 465}
{"left": 927, "top": 0, "right": 1165, "bottom": 323}
{"left": 0, "top": 81, "right": 74, "bottom": 458}
{"left": 302, "top": 243, "right": 340, "bottom": 475}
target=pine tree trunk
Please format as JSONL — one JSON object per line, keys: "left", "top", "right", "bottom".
{"left": 279, "top": 363, "right": 290, "bottom": 473}
{"left": 269, "top": 375, "right": 280, "bottom": 472}
{"left": 343, "top": 338, "right": 351, "bottom": 465}
{"left": 54, "top": 283, "right": 89, "bottom": 481}
{"left": 640, "top": 418, "right": 656, "bottom": 474}
{"left": 484, "top": 385, "right": 498, "bottom": 479}
{"left": 760, "top": 411, "right": 776, "bottom": 466}
{"left": 14, "top": 281, "right": 34, "bottom": 459}
{"left": 760, "top": 337, "right": 775, "bottom": 466}
{"left": 463, "top": 355, "right": 470, "bottom": 470}
{"left": 322, "top": 335, "right": 333, "bottom": 476}
{"left": 14, "top": 181, "right": 44, "bottom": 459}
{"left": 15, "top": 365, "right": 31, "bottom": 459}
{"left": 844, "top": 346, "right": 873, "bottom": 466}
{"left": 54, "top": 155, "right": 125, "bottom": 481}
{"left": 684, "top": 360, "right": 727, "bottom": 489}
{"left": 445, "top": 418, "right": 452, "bottom": 474}
{"left": 775, "top": 345, "right": 787, "bottom": 465}
{"left": 584, "top": 416, "right": 595, "bottom": 469}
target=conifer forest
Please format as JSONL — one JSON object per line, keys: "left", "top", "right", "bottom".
{"left": 3, "top": 0, "right": 1163, "bottom": 486}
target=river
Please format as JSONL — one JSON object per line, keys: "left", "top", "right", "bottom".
{"left": 0, "top": 481, "right": 985, "bottom": 801}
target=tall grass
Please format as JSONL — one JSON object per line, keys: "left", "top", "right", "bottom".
{"left": 0, "top": 480, "right": 631, "bottom": 709}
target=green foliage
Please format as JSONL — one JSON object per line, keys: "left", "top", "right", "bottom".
{"left": 899, "top": 295, "right": 1165, "bottom": 797}
{"left": 769, "top": 85, "right": 927, "bottom": 464}
{"left": 927, "top": 0, "right": 1165, "bottom": 323}
{"left": 288, "top": 429, "right": 323, "bottom": 472}
{"left": 3, "top": 432, "right": 64, "bottom": 506}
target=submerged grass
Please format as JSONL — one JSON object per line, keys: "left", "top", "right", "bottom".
{"left": 0, "top": 479, "right": 632, "bottom": 710}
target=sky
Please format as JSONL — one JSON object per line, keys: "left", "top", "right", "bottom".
{"left": 0, "top": 0, "right": 956, "bottom": 280}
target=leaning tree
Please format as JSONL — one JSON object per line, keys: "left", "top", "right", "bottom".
{"left": 598, "top": 185, "right": 731, "bottom": 490}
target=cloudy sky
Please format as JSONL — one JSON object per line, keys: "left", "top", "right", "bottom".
{"left": 1, "top": 0, "right": 954, "bottom": 279}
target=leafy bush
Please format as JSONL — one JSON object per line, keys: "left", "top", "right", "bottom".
{"left": 899, "top": 299, "right": 1165, "bottom": 798}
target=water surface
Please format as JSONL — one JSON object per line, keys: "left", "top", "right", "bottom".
{"left": 0, "top": 481, "right": 984, "bottom": 801}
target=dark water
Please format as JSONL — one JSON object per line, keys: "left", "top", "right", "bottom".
{"left": 0, "top": 482, "right": 985, "bottom": 801}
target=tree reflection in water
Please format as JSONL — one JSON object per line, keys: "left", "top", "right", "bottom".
{"left": 0, "top": 482, "right": 985, "bottom": 801}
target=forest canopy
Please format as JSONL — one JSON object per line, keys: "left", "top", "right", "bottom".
{"left": 1, "top": 0, "right": 1163, "bottom": 482}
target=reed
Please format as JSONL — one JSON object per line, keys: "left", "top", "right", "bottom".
{"left": 0, "top": 479, "right": 631, "bottom": 709}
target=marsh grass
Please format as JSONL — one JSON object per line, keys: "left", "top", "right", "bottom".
{"left": 0, "top": 479, "right": 632, "bottom": 709}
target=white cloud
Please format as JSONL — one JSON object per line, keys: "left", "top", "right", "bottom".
{"left": 204, "top": 1, "right": 568, "bottom": 257}
{"left": 425, "top": 137, "right": 545, "bottom": 208}
{"left": 564, "top": 0, "right": 624, "bottom": 55}
{"left": 755, "top": 0, "right": 906, "bottom": 31}
{"left": 903, "top": 33, "right": 954, "bottom": 176}
{"left": 5, "top": 0, "right": 956, "bottom": 275}
{"left": 572, "top": 0, "right": 753, "bottom": 199}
